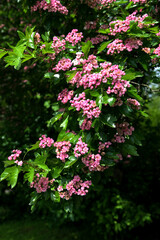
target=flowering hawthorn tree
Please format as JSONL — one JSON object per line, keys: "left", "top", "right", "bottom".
{"left": 0, "top": 0, "right": 160, "bottom": 209}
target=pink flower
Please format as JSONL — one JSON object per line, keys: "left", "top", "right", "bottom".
{"left": 54, "top": 141, "right": 71, "bottom": 162}
{"left": 39, "top": 135, "right": 54, "bottom": 148}
{"left": 59, "top": 175, "right": 92, "bottom": 200}
{"left": 65, "top": 29, "right": 83, "bottom": 46}
{"left": 52, "top": 58, "right": 72, "bottom": 72}
{"left": 74, "top": 137, "right": 89, "bottom": 157}
{"left": 8, "top": 149, "right": 23, "bottom": 166}
{"left": 82, "top": 153, "right": 107, "bottom": 171}
{"left": 57, "top": 88, "right": 74, "bottom": 104}
{"left": 31, "top": 0, "right": 68, "bottom": 15}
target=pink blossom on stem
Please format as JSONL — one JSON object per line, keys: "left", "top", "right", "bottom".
{"left": 57, "top": 88, "right": 74, "bottom": 104}
{"left": 80, "top": 118, "right": 92, "bottom": 130}
{"left": 39, "top": 135, "right": 54, "bottom": 148}
{"left": 82, "top": 153, "right": 108, "bottom": 171}
{"left": 51, "top": 36, "right": 66, "bottom": 54}
{"left": 54, "top": 141, "right": 71, "bottom": 162}
{"left": 31, "top": 0, "right": 68, "bottom": 15}
{"left": 30, "top": 176, "right": 51, "bottom": 193}
{"left": 59, "top": 175, "right": 92, "bottom": 200}
{"left": 65, "top": 29, "right": 83, "bottom": 46}
{"left": 70, "top": 92, "right": 101, "bottom": 119}
{"left": 8, "top": 149, "right": 23, "bottom": 166}
{"left": 127, "top": 98, "right": 140, "bottom": 109}
{"left": 74, "top": 137, "right": 89, "bottom": 157}
{"left": 52, "top": 58, "right": 72, "bottom": 72}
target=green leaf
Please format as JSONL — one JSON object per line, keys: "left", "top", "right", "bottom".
{"left": 122, "top": 144, "right": 139, "bottom": 156}
{"left": 17, "top": 31, "right": 26, "bottom": 40}
{"left": 138, "top": 60, "right": 148, "bottom": 71}
{"left": 128, "top": 87, "right": 143, "bottom": 102}
{"left": 0, "top": 166, "right": 19, "bottom": 188}
{"left": 101, "top": 157, "right": 115, "bottom": 167}
{"left": 44, "top": 72, "right": 55, "bottom": 79}
{"left": 125, "top": 1, "right": 133, "bottom": 10}
{"left": 119, "top": 105, "right": 133, "bottom": 118}
{"left": 96, "top": 94, "right": 103, "bottom": 110}
{"left": 51, "top": 191, "right": 60, "bottom": 202}
{"left": 106, "top": 97, "right": 116, "bottom": 106}
{"left": 37, "top": 163, "right": 50, "bottom": 172}
{"left": 47, "top": 112, "right": 64, "bottom": 127}
{"left": 97, "top": 40, "right": 112, "bottom": 54}
{"left": 24, "top": 167, "right": 35, "bottom": 183}
{"left": 66, "top": 70, "right": 77, "bottom": 82}
{"left": 42, "top": 31, "right": 50, "bottom": 42}
{"left": 34, "top": 153, "right": 48, "bottom": 165}
{"left": 4, "top": 160, "right": 15, "bottom": 167}
{"left": 26, "top": 141, "right": 40, "bottom": 152}
{"left": 81, "top": 41, "right": 93, "bottom": 58}
{"left": 0, "top": 50, "right": 7, "bottom": 59}
{"left": 64, "top": 155, "right": 78, "bottom": 168}
{"left": 142, "top": 16, "right": 158, "bottom": 25}
{"left": 57, "top": 130, "right": 79, "bottom": 144}
{"left": 98, "top": 29, "right": 110, "bottom": 34}
{"left": 106, "top": 152, "right": 119, "bottom": 159}
{"left": 22, "top": 54, "right": 34, "bottom": 63}
{"left": 90, "top": 90, "right": 100, "bottom": 97}
{"left": 52, "top": 165, "right": 64, "bottom": 178}
{"left": 101, "top": 114, "right": 117, "bottom": 128}
{"left": 86, "top": 132, "right": 92, "bottom": 144}
{"left": 60, "top": 116, "right": 69, "bottom": 130}
{"left": 123, "top": 68, "right": 143, "bottom": 81}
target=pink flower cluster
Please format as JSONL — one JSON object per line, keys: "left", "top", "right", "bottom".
{"left": 82, "top": 153, "right": 107, "bottom": 171}
{"left": 107, "top": 39, "right": 126, "bottom": 55}
{"left": 31, "top": 0, "right": 68, "bottom": 15}
{"left": 84, "top": 0, "right": 115, "bottom": 9}
{"left": 98, "top": 141, "right": 112, "bottom": 154}
{"left": 127, "top": 98, "right": 140, "bottom": 109}
{"left": 53, "top": 58, "right": 72, "bottom": 72}
{"left": 51, "top": 36, "right": 66, "bottom": 54}
{"left": 74, "top": 137, "right": 89, "bottom": 157}
{"left": 39, "top": 135, "right": 54, "bottom": 148}
{"left": 107, "top": 38, "right": 143, "bottom": 55}
{"left": 65, "top": 29, "right": 83, "bottom": 46}
{"left": 125, "top": 38, "right": 143, "bottom": 51}
{"left": 54, "top": 141, "right": 71, "bottom": 162}
{"left": 84, "top": 21, "right": 97, "bottom": 30}
{"left": 80, "top": 118, "right": 92, "bottom": 130}
{"left": 57, "top": 88, "right": 74, "bottom": 104}
{"left": 112, "top": 98, "right": 123, "bottom": 107}
{"left": 109, "top": 11, "right": 148, "bottom": 35}
{"left": 30, "top": 173, "right": 55, "bottom": 193}
{"left": 70, "top": 58, "right": 125, "bottom": 90}
{"left": 153, "top": 44, "right": 160, "bottom": 56}
{"left": 106, "top": 79, "right": 130, "bottom": 97}
{"left": 70, "top": 92, "right": 101, "bottom": 119}
{"left": 59, "top": 175, "right": 92, "bottom": 200}
{"left": 112, "top": 122, "right": 134, "bottom": 143}
{"left": 87, "top": 34, "right": 107, "bottom": 45}
{"left": 8, "top": 149, "right": 23, "bottom": 166}
{"left": 130, "top": 0, "right": 146, "bottom": 3}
